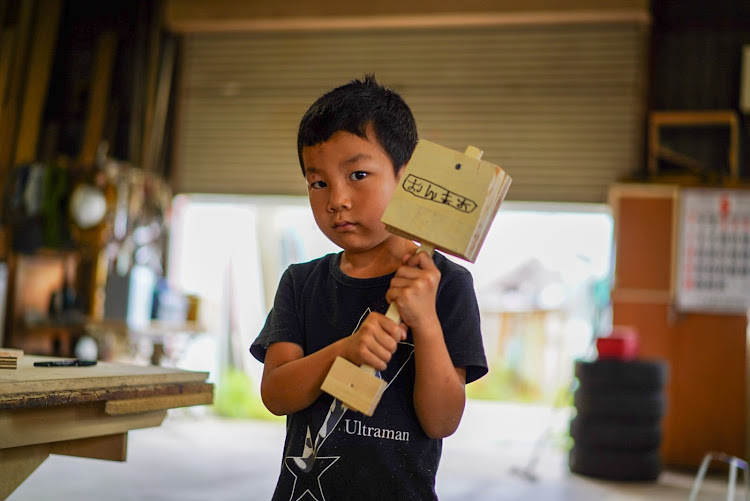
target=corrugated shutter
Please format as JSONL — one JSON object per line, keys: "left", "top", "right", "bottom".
{"left": 175, "top": 21, "right": 648, "bottom": 202}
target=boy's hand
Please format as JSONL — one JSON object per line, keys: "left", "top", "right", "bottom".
{"left": 343, "top": 312, "right": 406, "bottom": 371}
{"left": 386, "top": 251, "right": 441, "bottom": 332}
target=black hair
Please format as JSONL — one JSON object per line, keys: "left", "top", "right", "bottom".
{"left": 297, "top": 74, "right": 418, "bottom": 176}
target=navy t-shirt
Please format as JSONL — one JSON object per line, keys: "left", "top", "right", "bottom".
{"left": 251, "top": 251, "right": 487, "bottom": 500}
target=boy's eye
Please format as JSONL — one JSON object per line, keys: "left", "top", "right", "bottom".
{"left": 350, "top": 171, "right": 368, "bottom": 181}
{"left": 309, "top": 180, "right": 327, "bottom": 189}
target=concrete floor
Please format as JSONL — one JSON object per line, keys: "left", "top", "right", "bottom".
{"left": 8, "top": 401, "right": 738, "bottom": 501}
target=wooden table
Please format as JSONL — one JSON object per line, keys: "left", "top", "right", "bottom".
{"left": 0, "top": 355, "right": 213, "bottom": 499}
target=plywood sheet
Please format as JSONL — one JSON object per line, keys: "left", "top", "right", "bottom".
{"left": 0, "top": 356, "right": 208, "bottom": 395}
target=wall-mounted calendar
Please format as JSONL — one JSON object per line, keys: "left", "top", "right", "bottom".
{"left": 675, "top": 188, "right": 750, "bottom": 314}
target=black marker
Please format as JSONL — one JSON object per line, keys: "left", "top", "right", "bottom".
{"left": 34, "top": 359, "right": 98, "bottom": 367}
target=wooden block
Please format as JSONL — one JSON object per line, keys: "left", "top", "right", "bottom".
{"left": 320, "top": 357, "right": 386, "bottom": 417}
{"left": 381, "top": 139, "right": 511, "bottom": 262}
{"left": 0, "top": 444, "right": 49, "bottom": 500}
{"left": 50, "top": 433, "right": 128, "bottom": 462}
{"left": 104, "top": 390, "right": 213, "bottom": 415}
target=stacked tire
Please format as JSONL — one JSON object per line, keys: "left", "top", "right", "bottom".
{"left": 569, "top": 358, "right": 669, "bottom": 481}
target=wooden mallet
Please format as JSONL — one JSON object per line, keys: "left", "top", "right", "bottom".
{"left": 320, "top": 139, "right": 512, "bottom": 415}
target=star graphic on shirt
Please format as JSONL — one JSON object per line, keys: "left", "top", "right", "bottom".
{"left": 284, "top": 453, "right": 339, "bottom": 501}
{"left": 283, "top": 426, "right": 340, "bottom": 501}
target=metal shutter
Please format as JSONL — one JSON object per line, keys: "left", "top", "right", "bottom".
{"left": 175, "top": 21, "right": 648, "bottom": 202}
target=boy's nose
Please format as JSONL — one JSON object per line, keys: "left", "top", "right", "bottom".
{"left": 327, "top": 186, "right": 352, "bottom": 212}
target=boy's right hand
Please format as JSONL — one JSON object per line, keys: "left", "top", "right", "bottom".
{"left": 343, "top": 312, "right": 406, "bottom": 371}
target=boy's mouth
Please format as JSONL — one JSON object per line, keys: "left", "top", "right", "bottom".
{"left": 333, "top": 220, "right": 356, "bottom": 232}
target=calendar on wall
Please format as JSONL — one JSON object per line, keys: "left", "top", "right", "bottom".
{"left": 676, "top": 188, "right": 750, "bottom": 314}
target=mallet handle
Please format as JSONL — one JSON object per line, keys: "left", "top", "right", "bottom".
{"left": 361, "top": 242, "right": 436, "bottom": 375}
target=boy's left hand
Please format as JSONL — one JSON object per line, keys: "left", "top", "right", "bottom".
{"left": 385, "top": 250, "right": 441, "bottom": 331}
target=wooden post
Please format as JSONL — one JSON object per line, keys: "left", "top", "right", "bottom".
{"left": 144, "top": 35, "right": 176, "bottom": 175}
{"left": 78, "top": 31, "right": 118, "bottom": 167}
{"left": 13, "top": 0, "right": 62, "bottom": 165}
{"left": 140, "top": 1, "right": 166, "bottom": 169}
{"left": 0, "top": 444, "right": 49, "bottom": 500}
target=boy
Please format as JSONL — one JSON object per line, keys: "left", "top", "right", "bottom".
{"left": 250, "top": 75, "right": 487, "bottom": 500}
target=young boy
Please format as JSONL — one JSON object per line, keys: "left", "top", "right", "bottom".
{"left": 250, "top": 75, "right": 487, "bottom": 500}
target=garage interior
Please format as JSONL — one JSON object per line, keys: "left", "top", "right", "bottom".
{"left": 1, "top": 0, "right": 749, "bottom": 499}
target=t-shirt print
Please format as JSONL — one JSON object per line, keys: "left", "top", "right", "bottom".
{"left": 282, "top": 307, "right": 415, "bottom": 501}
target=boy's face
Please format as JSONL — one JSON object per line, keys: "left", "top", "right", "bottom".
{"left": 302, "top": 128, "right": 401, "bottom": 255}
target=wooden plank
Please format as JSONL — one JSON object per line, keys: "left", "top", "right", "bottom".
{"left": 0, "top": 381, "right": 214, "bottom": 410}
{"left": 166, "top": 10, "right": 650, "bottom": 33}
{"left": 13, "top": 0, "right": 62, "bottom": 164}
{"left": 78, "top": 31, "right": 117, "bottom": 166}
{"left": 608, "top": 182, "right": 680, "bottom": 200}
{"left": 144, "top": 35, "right": 176, "bottom": 175}
{"left": 0, "top": 28, "right": 16, "bottom": 118}
{"left": 126, "top": 1, "right": 151, "bottom": 165}
{"left": 611, "top": 194, "right": 675, "bottom": 292}
{"left": 0, "top": 0, "right": 34, "bottom": 182}
{"left": 139, "top": 0, "right": 165, "bottom": 168}
{"left": 656, "top": 145, "right": 707, "bottom": 173}
{"left": 164, "top": 0, "right": 650, "bottom": 33}
{"left": 0, "top": 1, "right": 9, "bottom": 28}
{"left": 650, "top": 110, "right": 738, "bottom": 126}
{"left": 0, "top": 401, "right": 166, "bottom": 449}
{"left": 105, "top": 390, "right": 213, "bottom": 415}
{"left": 0, "top": 356, "right": 208, "bottom": 395}
{"left": 0, "top": 443, "right": 49, "bottom": 500}
{"left": 670, "top": 313, "right": 746, "bottom": 467}
{"left": 50, "top": 433, "right": 128, "bottom": 462}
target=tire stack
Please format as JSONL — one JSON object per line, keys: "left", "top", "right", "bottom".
{"left": 569, "top": 359, "right": 669, "bottom": 481}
